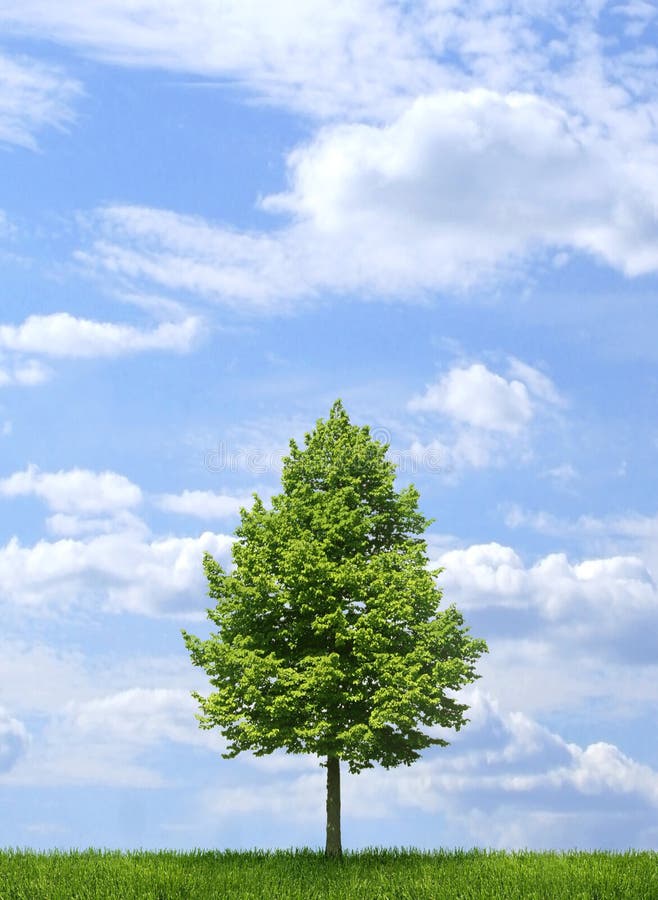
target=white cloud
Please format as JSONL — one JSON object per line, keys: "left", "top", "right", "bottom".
{"left": 75, "top": 206, "right": 315, "bottom": 312}
{"left": 65, "top": 687, "right": 222, "bottom": 750}
{"left": 540, "top": 463, "right": 578, "bottom": 487}
{"left": 408, "top": 363, "right": 533, "bottom": 434}
{"left": 0, "top": 312, "right": 201, "bottom": 358}
{"left": 2, "top": 736, "right": 167, "bottom": 789}
{"left": 78, "top": 86, "right": 658, "bottom": 307}
{"left": 0, "top": 633, "right": 228, "bottom": 788}
{"left": 439, "top": 540, "right": 657, "bottom": 614}
{"left": 2, "top": 626, "right": 656, "bottom": 846}
{"left": 12, "top": 358, "right": 52, "bottom": 385}
{"left": 511, "top": 506, "right": 658, "bottom": 540}
{"left": 0, "top": 469, "right": 240, "bottom": 616}
{"left": 407, "top": 432, "right": 508, "bottom": 475}
{"left": 436, "top": 541, "right": 658, "bottom": 665}
{"left": 0, "top": 636, "right": 205, "bottom": 717}
{"left": 503, "top": 504, "right": 658, "bottom": 605}
{"left": 0, "top": 0, "right": 654, "bottom": 134}
{"left": 75, "top": 65, "right": 658, "bottom": 304}
{"left": 0, "top": 707, "right": 29, "bottom": 773}
{"left": 0, "top": 465, "right": 142, "bottom": 515}
{"left": 0, "top": 528, "right": 233, "bottom": 616}
{"left": 0, "top": 641, "right": 100, "bottom": 715}
{"left": 204, "top": 773, "right": 325, "bottom": 823}
{"left": 507, "top": 357, "right": 566, "bottom": 407}
{"left": 0, "top": 0, "right": 447, "bottom": 121}
{"left": 405, "top": 359, "right": 563, "bottom": 473}
{"left": 504, "top": 505, "right": 567, "bottom": 535}
{"left": 45, "top": 511, "right": 148, "bottom": 538}
{"left": 429, "top": 533, "right": 658, "bottom": 719}
{"left": 5, "top": 4, "right": 658, "bottom": 294}
{"left": 0, "top": 52, "right": 81, "bottom": 149}
{"left": 266, "top": 87, "right": 658, "bottom": 282}
{"left": 156, "top": 489, "right": 254, "bottom": 519}
{"left": 613, "top": 1, "right": 657, "bottom": 36}
{"left": 0, "top": 356, "right": 51, "bottom": 387}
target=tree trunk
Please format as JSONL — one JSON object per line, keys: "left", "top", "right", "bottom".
{"left": 325, "top": 755, "right": 342, "bottom": 858}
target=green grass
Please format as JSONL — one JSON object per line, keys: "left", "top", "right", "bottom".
{"left": 0, "top": 848, "right": 656, "bottom": 899}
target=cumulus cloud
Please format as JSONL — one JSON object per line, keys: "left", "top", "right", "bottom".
{"left": 2, "top": 632, "right": 656, "bottom": 846}
{"left": 1, "top": 732, "right": 166, "bottom": 789}
{"left": 0, "top": 313, "right": 201, "bottom": 388}
{"left": 265, "top": 87, "right": 658, "bottom": 281}
{"left": 0, "top": 468, "right": 239, "bottom": 616}
{"left": 0, "top": 52, "right": 81, "bottom": 149}
{"left": 504, "top": 504, "right": 658, "bottom": 608}
{"left": 406, "top": 359, "right": 563, "bottom": 473}
{"left": 0, "top": 312, "right": 201, "bottom": 358}
{"left": 266, "top": 90, "right": 607, "bottom": 269}
{"left": 0, "top": 529, "right": 233, "bottom": 616}
{"left": 407, "top": 432, "right": 506, "bottom": 475}
{"left": 0, "top": 465, "right": 142, "bottom": 515}
{"left": 156, "top": 490, "right": 254, "bottom": 519}
{"left": 409, "top": 363, "right": 533, "bottom": 434}
{"left": 0, "top": 641, "right": 99, "bottom": 715}
{"left": 435, "top": 541, "right": 658, "bottom": 665}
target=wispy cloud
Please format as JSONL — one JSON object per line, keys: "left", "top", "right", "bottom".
{"left": 0, "top": 0, "right": 655, "bottom": 132}
{"left": 0, "top": 0, "right": 446, "bottom": 121}
{"left": 0, "top": 707, "right": 29, "bottom": 774}
{"left": 0, "top": 52, "right": 81, "bottom": 149}
{"left": 0, "top": 356, "right": 51, "bottom": 388}
{"left": 505, "top": 504, "right": 658, "bottom": 542}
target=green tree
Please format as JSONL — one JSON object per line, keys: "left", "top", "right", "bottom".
{"left": 182, "top": 400, "right": 488, "bottom": 857}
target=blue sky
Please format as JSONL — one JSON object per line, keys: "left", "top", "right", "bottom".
{"left": 1, "top": 0, "right": 658, "bottom": 853}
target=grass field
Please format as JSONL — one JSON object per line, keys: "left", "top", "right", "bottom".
{"left": 0, "top": 848, "right": 656, "bottom": 899}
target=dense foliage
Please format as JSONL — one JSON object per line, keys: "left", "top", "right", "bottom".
{"left": 183, "top": 400, "right": 487, "bottom": 775}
